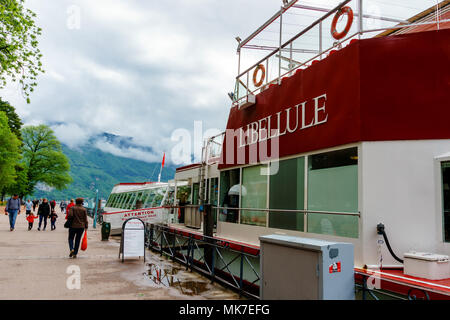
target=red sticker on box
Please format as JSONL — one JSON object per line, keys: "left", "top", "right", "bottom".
{"left": 329, "top": 262, "right": 341, "bottom": 273}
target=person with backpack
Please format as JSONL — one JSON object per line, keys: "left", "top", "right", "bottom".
{"left": 5, "top": 194, "right": 21, "bottom": 231}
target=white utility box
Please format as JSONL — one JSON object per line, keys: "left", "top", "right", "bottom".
{"left": 403, "top": 252, "right": 450, "bottom": 280}
{"left": 260, "top": 235, "right": 354, "bottom": 300}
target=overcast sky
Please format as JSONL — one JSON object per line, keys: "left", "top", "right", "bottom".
{"left": 0, "top": 0, "right": 435, "bottom": 165}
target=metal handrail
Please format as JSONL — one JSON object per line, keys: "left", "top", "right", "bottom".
{"left": 146, "top": 223, "right": 261, "bottom": 299}
{"left": 234, "top": 0, "right": 449, "bottom": 105}
{"left": 236, "top": 0, "right": 351, "bottom": 79}
{"left": 213, "top": 206, "right": 360, "bottom": 217}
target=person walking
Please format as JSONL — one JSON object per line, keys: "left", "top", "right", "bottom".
{"left": 67, "top": 198, "right": 88, "bottom": 259}
{"left": 37, "top": 198, "right": 50, "bottom": 231}
{"left": 50, "top": 199, "right": 56, "bottom": 212}
{"left": 50, "top": 209, "right": 58, "bottom": 231}
{"left": 25, "top": 199, "right": 33, "bottom": 216}
{"left": 5, "top": 194, "right": 21, "bottom": 231}
{"left": 65, "top": 199, "right": 75, "bottom": 220}
{"left": 26, "top": 213, "right": 38, "bottom": 231}
{"left": 32, "top": 199, "right": 38, "bottom": 212}
{"left": 60, "top": 200, "right": 66, "bottom": 213}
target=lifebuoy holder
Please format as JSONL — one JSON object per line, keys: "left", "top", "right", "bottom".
{"left": 331, "top": 6, "right": 354, "bottom": 40}
{"left": 252, "top": 64, "right": 265, "bottom": 87}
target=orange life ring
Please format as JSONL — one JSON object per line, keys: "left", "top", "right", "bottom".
{"left": 331, "top": 6, "right": 354, "bottom": 40}
{"left": 252, "top": 64, "right": 265, "bottom": 87}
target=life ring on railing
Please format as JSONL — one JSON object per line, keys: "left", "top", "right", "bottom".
{"left": 252, "top": 64, "right": 265, "bottom": 87}
{"left": 331, "top": 6, "right": 354, "bottom": 40}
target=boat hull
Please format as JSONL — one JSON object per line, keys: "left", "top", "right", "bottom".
{"left": 103, "top": 207, "right": 169, "bottom": 235}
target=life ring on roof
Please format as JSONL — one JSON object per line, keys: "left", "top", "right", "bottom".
{"left": 331, "top": 6, "right": 354, "bottom": 40}
{"left": 252, "top": 64, "right": 265, "bottom": 87}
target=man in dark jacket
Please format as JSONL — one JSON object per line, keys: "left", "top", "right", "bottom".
{"left": 67, "top": 198, "right": 88, "bottom": 258}
{"left": 5, "top": 194, "right": 21, "bottom": 231}
{"left": 37, "top": 198, "right": 51, "bottom": 231}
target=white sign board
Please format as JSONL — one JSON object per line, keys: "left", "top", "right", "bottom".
{"left": 120, "top": 218, "right": 145, "bottom": 262}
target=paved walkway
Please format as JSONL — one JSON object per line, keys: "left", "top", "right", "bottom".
{"left": 0, "top": 205, "right": 240, "bottom": 300}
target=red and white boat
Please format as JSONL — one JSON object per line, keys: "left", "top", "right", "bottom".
{"left": 105, "top": 0, "right": 450, "bottom": 299}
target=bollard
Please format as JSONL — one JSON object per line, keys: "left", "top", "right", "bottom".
{"left": 101, "top": 222, "right": 111, "bottom": 241}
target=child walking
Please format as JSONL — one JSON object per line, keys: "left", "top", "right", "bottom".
{"left": 26, "top": 213, "right": 38, "bottom": 230}
{"left": 50, "top": 210, "right": 58, "bottom": 231}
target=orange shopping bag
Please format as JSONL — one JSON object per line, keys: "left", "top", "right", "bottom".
{"left": 81, "top": 231, "right": 88, "bottom": 251}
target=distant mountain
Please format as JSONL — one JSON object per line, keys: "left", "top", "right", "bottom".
{"left": 32, "top": 134, "right": 175, "bottom": 201}
{"left": 91, "top": 132, "right": 154, "bottom": 153}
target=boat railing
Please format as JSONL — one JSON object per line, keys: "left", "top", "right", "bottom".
{"left": 213, "top": 206, "right": 360, "bottom": 217}
{"left": 145, "top": 223, "right": 261, "bottom": 299}
{"left": 145, "top": 222, "right": 413, "bottom": 300}
{"left": 233, "top": 0, "right": 450, "bottom": 107}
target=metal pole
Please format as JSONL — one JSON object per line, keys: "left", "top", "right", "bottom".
{"left": 278, "top": 7, "right": 283, "bottom": 84}
{"left": 358, "top": 0, "right": 363, "bottom": 39}
{"left": 93, "top": 189, "right": 98, "bottom": 229}
{"left": 237, "top": 49, "right": 241, "bottom": 100}
{"left": 319, "top": 22, "right": 323, "bottom": 59}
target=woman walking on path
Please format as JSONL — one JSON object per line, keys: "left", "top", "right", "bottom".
{"left": 37, "top": 198, "right": 50, "bottom": 231}
{"left": 5, "top": 194, "right": 21, "bottom": 231}
{"left": 67, "top": 198, "right": 88, "bottom": 259}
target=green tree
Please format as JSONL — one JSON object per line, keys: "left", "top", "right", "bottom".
{"left": 0, "top": 0, "right": 44, "bottom": 102}
{"left": 0, "top": 98, "right": 23, "bottom": 141}
{"left": 21, "top": 125, "right": 72, "bottom": 196}
{"left": 0, "top": 111, "right": 21, "bottom": 193}
{"left": 3, "top": 162, "right": 28, "bottom": 197}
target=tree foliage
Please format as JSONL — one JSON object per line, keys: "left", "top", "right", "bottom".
{"left": 0, "top": 97, "right": 22, "bottom": 140}
{"left": 21, "top": 125, "right": 72, "bottom": 195}
{"left": 0, "top": 111, "right": 21, "bottom": 191}
{"left": 0, "top": 0, "right": 44, "bottom": 102}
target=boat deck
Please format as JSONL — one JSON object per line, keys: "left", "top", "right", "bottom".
{"left": 355, "top": 267, "right": 450, "bottom": 300}
{"left": 167, "top": 223, "right": 450, "bottom": 299}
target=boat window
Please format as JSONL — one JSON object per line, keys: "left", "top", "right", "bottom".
{"left": 124, "top": 192, "right": 134, "bottom": 210}
{"left": 269, "top": 157, "right": 305, "bottom": 232}
{"left": 210, "top": 178, "right": 219, "bottom": 206}
{"left": 307, "top": 147, "right": 359, "bottom": 238}
{"left": 151, "top": 187, "right": 166, "bottom": 207}
{"left": 163, "top": 186, "right": 175, "bottom": 207}
{"left": 442, "top": 162, "right": 450, "bottom": 242}
{"left": 192, "top": 183, "right": 200, "bottom": 205}
{"left": 114, "top": 193, "right": 125, "bottom": 208}
{"left": 210, "top": 178, "right": 219, "bottom": 225}
{"left": 128, "top": 192, "right": 140, "bottom": 209}
{"left": 143, "top": 190, "right": 156, "bottom": 208}
{"left": 121, "top": 193, "right": 132, "bottom": 209}
{"left": 219, "top": 169, "right": 240, "bottom": 223}
{"left": 139, "top": 190, "right": 150, "bottom": 207}
{"left": 241, "top": 165, "right": 268, "bottom": 227}
{"left": 114, "top": 193, "right": 123, "bottom": 208}
{"left": 133, "top": 192, "right": 142, "bottom": 209}
{"left": 119, "top": 193, "right": 128, "bottom": 209}
{"left": 106, "top": 194, "right": 114, "bottom": 207}
{"left": 177, "top": 185, "right": 191, "bottom": 205}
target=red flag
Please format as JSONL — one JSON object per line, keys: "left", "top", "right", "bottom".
{"left": 162, "top": 153, "right": 165, "bottom": 168}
